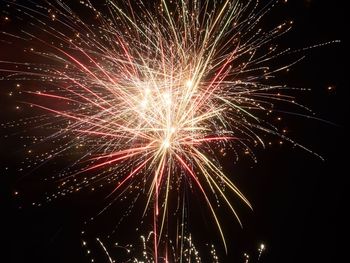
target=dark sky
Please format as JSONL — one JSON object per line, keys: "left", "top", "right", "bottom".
{"left": 0, "top": 0, "right": 348, "bottom": 262}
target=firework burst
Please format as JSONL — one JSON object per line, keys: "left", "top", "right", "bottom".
{"left": 0, "top": 0, "right": 336, "bottom": 259}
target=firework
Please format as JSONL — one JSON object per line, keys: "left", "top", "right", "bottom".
{"left": 0, "top": 0, "right": 335, "bottom": 260}
{"left": 81, "top": 231, "right": 219, "bottom": 263}
{"left": 81, "top": 230, "right": 266, "bottom": 263}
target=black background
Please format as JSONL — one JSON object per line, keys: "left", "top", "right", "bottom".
{"left": 1, "top": 0, "right": 348, "bottom": 262}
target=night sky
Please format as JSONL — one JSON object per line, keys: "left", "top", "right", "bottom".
{"left": 1, "top": 0, "right": 348, "bottom": 262}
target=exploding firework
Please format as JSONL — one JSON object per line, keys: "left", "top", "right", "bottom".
{"left": 0, "top": 0, "right": 336, "bottom": 259}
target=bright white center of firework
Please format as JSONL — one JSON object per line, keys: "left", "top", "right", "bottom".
{"left": 144, "top": 87, "right": 151, "bottom": 94}
{"left": 162, "top": 92, "right": 172, "bottom": 105}
{"left": 185, "top": 79, "right": 193, "bottom": 88}
{"left": 140, "top": 99, "right": 148, "bottom": 108}
{"left": 162, "top": 139, "right": 170, "bottom": 149}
